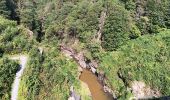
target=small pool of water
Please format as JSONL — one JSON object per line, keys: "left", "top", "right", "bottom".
{"left": 80, "top": 69, "right": 113, "bottom": 100}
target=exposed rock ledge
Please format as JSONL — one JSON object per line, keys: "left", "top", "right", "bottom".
{"left": 60, "top": 45, "right": 97, "bottom": 72}
{"left": 130, "top": 81, "right": 161, "bottom": 99}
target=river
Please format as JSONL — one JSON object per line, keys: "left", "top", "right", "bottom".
{"left": 80, "top": 69, "right": 113, "bottom": 100}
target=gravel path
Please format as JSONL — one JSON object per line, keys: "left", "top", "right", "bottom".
{"left": 10, "top": 55, "right": 28, "bottom": 100}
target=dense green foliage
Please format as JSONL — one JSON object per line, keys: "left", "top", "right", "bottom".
{"left": 0, "top": 0, "right": 10, "bottom": 18}
{"left": 0, "top": 16, "right": 79, "bottom": 99}
{"left": 99, "top": 30, "right": 170, "bottom": 98}
{"left": 0, "top": 0, "right": 170, "bottom": 99}
{"left": 0, "top": 0, "right": 19, "bottom": 21}
{"left": 0, "top": 58, "right": 19, "bottom": 99}
{"left": 118, "top": 30, "right": 170, "bottom": 95}
{"left": 18, "top": 45, "right": 79, "bottom": 100}
{"left": 0, "top": 16, "right": 33, "bottom": 54}
{"left": 122, "top": 0, "right": 170, "bottom": 34}
{"left": 102, "top": 4, "right": 131, "bottom": 51}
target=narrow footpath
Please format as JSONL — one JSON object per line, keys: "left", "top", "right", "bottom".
{"left": 10, "top": 55, "right": 28, "bottom": 100}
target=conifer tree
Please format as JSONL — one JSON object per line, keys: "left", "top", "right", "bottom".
{"left": 0, "top": 0, "right": 10, "bottom": 18}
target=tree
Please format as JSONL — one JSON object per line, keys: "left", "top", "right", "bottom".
{"left": 6, "top": 0, "right": 20, "bottom": 22}
{"left": 0, "top": 0, "right": 10, "bottom": 18}
{"left": 102, "top": 5, "right": 131, "bottom": 51}
{"left": 19, "top": 1, "right": 43, "bottom": 41}
{"left": 0, "top": 0, "right": 19, "bottom": 22}
{"left": 0, "top": 58, "right": 19, "bottom": 99}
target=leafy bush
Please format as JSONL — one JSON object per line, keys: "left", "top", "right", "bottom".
{"left": 19, "top": 44, "right": 79, "bottom": 99}
{"left": 0, "top": 58, "right": 19, "bottom": 99}
{"left": 102, "top": 5, "right": 131, "bottom": 51}
{"left": 99, "top": 30, "right": 170, "bottom": 98}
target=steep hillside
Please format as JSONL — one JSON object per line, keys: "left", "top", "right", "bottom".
{"left": 0, "top": 0, "right": 170, "bottom": 100}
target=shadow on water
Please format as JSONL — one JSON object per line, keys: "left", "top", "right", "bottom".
{"left": 80, "top": 69, "right": 113, "bottom": 100}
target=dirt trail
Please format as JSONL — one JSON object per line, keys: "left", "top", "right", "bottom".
{"left": 10, "top": 55, "right": 28, "bottom": 100}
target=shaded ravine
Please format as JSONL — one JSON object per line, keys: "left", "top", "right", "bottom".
{"left": 60, "top": 45, "right": 115, "bottom": 100}
{"left": 10, "top": 55, "right": 28, "bottom": 100}
{"left": 80, "top": 69, "right": 113, "bottom": 100}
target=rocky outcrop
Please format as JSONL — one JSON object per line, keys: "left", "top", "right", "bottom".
{"left": 60, "top": 45, "right": 96, "bottom": 69}
{"left": 68, "top": 86, "right": 81, "bottom": 100}
{"left": 130, "top": 81, "right": 161, "bottom": 99}
{"left": 135, "top": 0, "right": 147, "bottom": 20}
{"left": 96, "top": 10, "right": 107, "bottom": 41}
{"left": 38, "top": 47, "right": 43, "bottom": 54}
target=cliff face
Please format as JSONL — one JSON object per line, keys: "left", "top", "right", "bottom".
{"left": 131, "top": 81, "right": 161, "bottom": 99}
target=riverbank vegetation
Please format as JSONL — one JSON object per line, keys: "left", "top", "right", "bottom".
{"left": 0, "top": 16, "right": 80, "bottom": 99}
{"left": 99, "top": 30, "right": 170, "bottom": 99}
{"left": 18, "top": 45, "right": 80, "bottom": 100}
{"left": 0, "top": 0, "right": 170, "bottom": 99}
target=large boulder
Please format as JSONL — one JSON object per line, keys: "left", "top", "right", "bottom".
{"left": 131, "top": 81, "right": 161, "bottom": 99}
